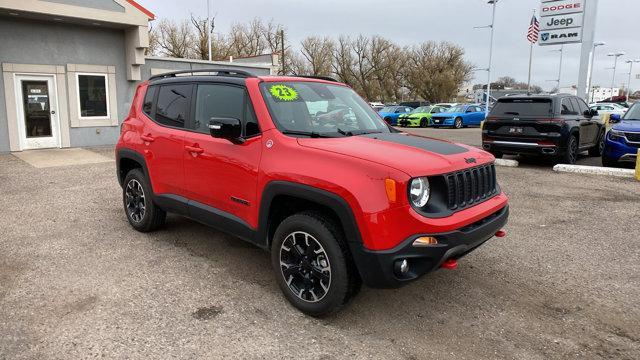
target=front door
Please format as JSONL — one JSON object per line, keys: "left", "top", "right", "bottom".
{"left": 15, "top": 75, "right": 60, "bottom": 150}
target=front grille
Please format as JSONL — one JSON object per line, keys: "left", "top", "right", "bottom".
{"left": 444, "top": 164, "right": 497, "bottom": 210}
{"left": 624, "top": 132, "right": 640, "bottom": 143}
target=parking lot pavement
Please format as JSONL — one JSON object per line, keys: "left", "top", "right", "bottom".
{"left": 1, "top": 148, "right": 638, "bottom": 359}
{"left": 402, "top": 127, "right": 605, "bottom": 167}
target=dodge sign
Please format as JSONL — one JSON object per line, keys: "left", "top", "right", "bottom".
{"left": 540, "top": 0, "right": 584, "bottom": 17}
{"left": 539, "top": 0, "right": 585, "bottom": 46}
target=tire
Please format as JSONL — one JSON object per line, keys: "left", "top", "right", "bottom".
{"left": 602, "top": 156, "right": 618, "bottom": 168}
{"left": 123, "top": 168, "right": 166, "bottom": 232}
{"left": 588, "top": 130, "right": 605, "bottom": 157}
{"left": 559, "top": 135, "right": 578, "bottom": 164}
{"left": 419, "top": 118, "right": 428, "bottom": 128}
{"left": 489, "top": 151, "right": 503, "bottom": 159}
{"left": 454, "top": 117, "right": 463, "bottom": 129}
{"left": 271, "top": 211, "right": 360, "bottom": 317}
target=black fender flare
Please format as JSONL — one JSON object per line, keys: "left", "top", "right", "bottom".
{"left": 256, "top": 181, "right": 363, "bottom": 250}
{"left": 115, "top": 148, "right": 150, "bottom": 188}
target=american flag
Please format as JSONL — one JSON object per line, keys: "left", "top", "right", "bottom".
{"left": 527, "top": 15, "right": 540, "bottom": 44}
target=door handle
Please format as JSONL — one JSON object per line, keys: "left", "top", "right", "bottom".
{"left": 140, "top": 134, "right": 155, "bottom": 142}
{"left": 185, "top": 145, "right": 204, "bottom": 154}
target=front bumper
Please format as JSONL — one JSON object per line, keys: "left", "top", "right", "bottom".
{"left": 348, "top": 205, "right": 509, "bottom": 288}
{"left": 603, "top": 138, "right": 639, "bottom": 163}
{"left": 430, "top": 118, "right": 454, "bottom": 127}
{"left": 398, "top": 118, "right": 420, "bottom": 127}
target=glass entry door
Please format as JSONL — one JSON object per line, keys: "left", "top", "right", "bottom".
{"left": 15, "top": 75, "right": 59, "bottom": 150}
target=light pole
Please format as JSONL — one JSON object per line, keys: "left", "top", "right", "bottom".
{"left": 625, "top": 59, "right": 640, "bottom": 102}
{"left": 588, "top": 41, "right": 605, "bottom": 103}
{"left": 473, "top": 0, "right": 498, "bottom": 115}
{"left": 548, "top": 46, "right": 564, "bottom": 91}
{"left": 607, "top": 51, "right": 625, "bottom": 99}
{"left": 207, "top": 0, "right": 212, "bottom": 61}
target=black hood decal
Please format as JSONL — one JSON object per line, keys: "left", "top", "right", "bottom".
{"left": 361, "top": 133, "right": 468, "bottom": 155}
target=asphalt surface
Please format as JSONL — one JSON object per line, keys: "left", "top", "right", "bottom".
{"left": 1, "top": 145, "right": 639, "bottom": 359}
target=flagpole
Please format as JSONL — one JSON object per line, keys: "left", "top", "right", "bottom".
{"left": 527, "top": 9, "right": 536, "bottom": 94}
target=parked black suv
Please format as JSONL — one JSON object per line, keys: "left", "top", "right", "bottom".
{"left": 482, "top": 95, "right": 605, "bottom": 164}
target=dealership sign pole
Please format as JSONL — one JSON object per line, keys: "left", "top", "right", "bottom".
{"left": 538, "top": 0, "right": 598, "bottom": 100}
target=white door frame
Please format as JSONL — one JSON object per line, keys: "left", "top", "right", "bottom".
{"left": 14, "top": 73, "right": 61, "bottom": 150}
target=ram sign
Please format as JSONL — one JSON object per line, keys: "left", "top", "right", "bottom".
{"left": 538, "top": 0, "right": 585, "bottom": 46}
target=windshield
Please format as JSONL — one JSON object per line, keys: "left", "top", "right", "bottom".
{"left": 490, "top": 98, "right": 553, "bottom": 117}
{"left": 379, "top": 106, "right": 395, "bottom": 113}
{"left": 411, "top": 106, "right": 429, "bottom": 114}
{"left": 447, "top": 106, "right": 465, "bottom": 113}
{"left": 622, "top": 103, "right": 640, "bottom": 121}
{"left": 260, "top": 82, "right": 391, "bottom": 136}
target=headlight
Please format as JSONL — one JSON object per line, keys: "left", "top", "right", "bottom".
{"left": 609, "top": 129, "right": 624, "bottom": 141}
{"left": 409, "top": 177, "right": 430, "bottom": 207}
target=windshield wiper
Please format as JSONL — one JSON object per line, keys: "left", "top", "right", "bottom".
{"left": 281, "top": 130, "right": 335, "bottom": 138}
{"left": 337, "top": 128, "right": 384, "bottom": 136}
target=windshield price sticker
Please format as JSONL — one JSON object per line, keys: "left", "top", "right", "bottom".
{"left": 269, "top": 84, "right": 299, "bottom": 101}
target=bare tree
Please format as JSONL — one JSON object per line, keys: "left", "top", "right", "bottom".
{"left": 146, "top": 25, "right": 159, "bottom": 56}
{"left": 156, "top": 19, "right": 194, "bottom": 58}
{"left": 299, "top": 36, "right": 334, "bottom": 76}
{"left": 190, "top": 15, "right": 210, "bottom": 60}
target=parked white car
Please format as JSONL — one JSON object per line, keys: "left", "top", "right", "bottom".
{"left": 589, "top": 103, "right": 627, "bottom": 117}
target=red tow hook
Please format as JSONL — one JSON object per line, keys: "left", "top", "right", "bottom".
{"left": 495, "top": 229, "right": 507, "bottom": 238}
{"left": 441, "top": 259, "right": 458, "bottom": 270}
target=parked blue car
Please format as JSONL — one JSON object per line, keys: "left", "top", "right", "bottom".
{"left": 378, "top": 106, "right": 413, "bottom": 126}
{"left": 602, "top": 104, "right": 640, "bottom": 167}
{"left": 430, "top": 104, "right": 486, "bottom": 129}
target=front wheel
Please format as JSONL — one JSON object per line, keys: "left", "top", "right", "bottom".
{"left": 271, "top": 212, "right": 360, "bottom": 317}
{"left": 454, "top": 117, "right": 463, "bottom": 129}
{"left": 419, "top": 118, "right": 428, "bottom": 128}
{"left": 588, "top": 131, "right": 605, "bottom": 157}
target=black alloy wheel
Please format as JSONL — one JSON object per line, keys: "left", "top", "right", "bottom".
{"left": 125, "top": 179, "right": 146, "bottom": 223}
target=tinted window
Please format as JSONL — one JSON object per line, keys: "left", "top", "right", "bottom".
{"left": 575, "top": 98, "right": 590, "bottom": 115}
{"left": 156, "top": 84, "right": 191, "bottom": 128}
{"left": 194, "top": 84, "right": 260, "bottom": 137}
{"left": 143, "top": 85, "right": 156, "bottom": 116}
{"left": 490, "top": 98, "right": 553, "bottom": 117}
{"left": 78, "top": 74, "right": 108, "bottom": 117}
{"left": 569, "top": 98, "right": 584, "bottom": 116}
{"left": 561, "top": 98, "right": 576, "bottom": 115}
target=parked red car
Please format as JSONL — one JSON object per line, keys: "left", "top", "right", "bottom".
{"left": 116, "top": 69, "right": 509, "bottom": 316}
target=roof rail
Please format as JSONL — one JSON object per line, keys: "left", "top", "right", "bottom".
{"left": 149, "top": 68, "right": 256, "bottom": 81}
{"left": 296, "top": 75, "right": 340, "bottom": 83}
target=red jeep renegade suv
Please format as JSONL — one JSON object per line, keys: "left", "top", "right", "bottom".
{"left": 116, "top": 69, "right": 509, "bottom": 316}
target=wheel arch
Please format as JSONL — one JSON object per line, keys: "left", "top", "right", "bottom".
{"left": 116, "top": 148, "right": 150, "bottom": 189}
{"left": 257, "top": 181, "right": 363, "bottom": 251}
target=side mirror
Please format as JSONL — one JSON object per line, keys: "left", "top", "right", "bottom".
{"left": 209, "top": 118, "right": 243, "bottom": 143}
{"left": 609, "top": 114, "right": 622, "bottom": 123}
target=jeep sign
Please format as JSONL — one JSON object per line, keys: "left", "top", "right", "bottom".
{"left": 540, "top": 0, "right": 584, "bottom": 17}
{"left": 539, "top": 28, "right": 583, "bottom": 45}
{"left": 539, "top": 0, "right": 585, "bottom": 46}
{"left": 540, "top": 13, "right": 584, "bottom": 31}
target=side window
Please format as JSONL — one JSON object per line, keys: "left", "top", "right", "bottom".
{"left": 155, "top": 84, "right": 192, "bottom": 128}
{"left": 142, "top": 85, "right": 157, "bottom": 117}
{"left": 194, "top": 84, "right": 260, "bottom": 136}
{"left": 570, "top": 98, "right": 584, "bottom": 116}
{"left": 576, "top": 98, "right": 589, "bottom": 115}
{"left": 560, "top": 98, "right": 576, "bottom": 115}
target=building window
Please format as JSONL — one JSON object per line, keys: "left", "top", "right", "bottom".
{"left": 76, "top": 74, "right": 109, "bottom": 118}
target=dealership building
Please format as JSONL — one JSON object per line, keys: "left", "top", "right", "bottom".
{"left": 0, "top": 0, "right": 270, "bottom": 153}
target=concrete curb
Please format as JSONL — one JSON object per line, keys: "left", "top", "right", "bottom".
{"left": 495, "top": 158, "right": 519, "bottom": 167}
{"left": 552, "top": 164, "right": 636, "bottom": 178}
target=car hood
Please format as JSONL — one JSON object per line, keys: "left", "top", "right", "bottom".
{"left": 612, "top": 120, "right": 640, "bottom": 132}
{"left": 297, "top": 132, "right": 494, "bottom": 177}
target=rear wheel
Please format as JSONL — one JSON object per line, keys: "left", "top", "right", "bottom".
{"left": 559, "top": 135, "right": 578, "bottom": 164}
{"left": 123, "top": 169, "right": 166, "bottom": 232}
{"left": 588, "top": 131, "right": 605, "bottom": 157}
{"left": 419, "top": 118, "right": 428, "bottom": 128}
{"left": 454, "top": 117, "right": 463, "bottom": 129}
{"left": 271, "top": 212, "right": 360, "bottom": 317}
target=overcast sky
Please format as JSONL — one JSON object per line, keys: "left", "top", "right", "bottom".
{"left": 137, "top": 0, "right": 639, "bottom": 92}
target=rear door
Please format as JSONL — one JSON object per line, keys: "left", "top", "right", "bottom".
{"left": 484, "top": 98, "right": 559, "bottom": 143}
{"left": 570, "top": 97, "right": 597, "bottom": 147}
{"left": 140, "top": 83, "right": 191, "bottom": 196}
